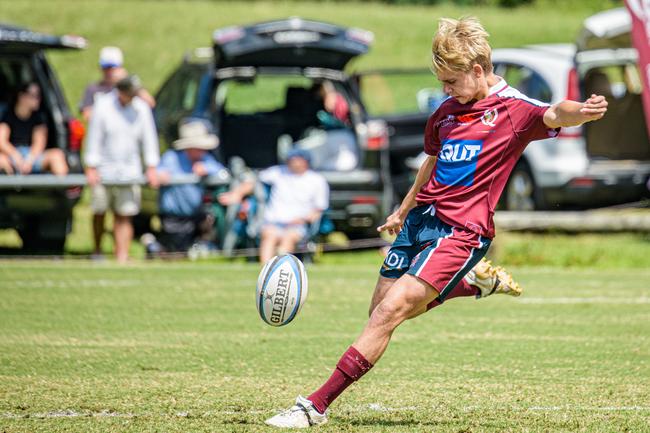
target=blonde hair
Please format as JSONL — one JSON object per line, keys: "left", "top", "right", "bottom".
{"left": 431, "top": 17, "right": 492, "bottom": 74}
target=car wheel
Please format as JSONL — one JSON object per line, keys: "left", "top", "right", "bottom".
{"left": 503, "top": 162, "right": 543, "bottom": 211}
{"left": 18, "top": 216, "right": 67, "bottom": 254}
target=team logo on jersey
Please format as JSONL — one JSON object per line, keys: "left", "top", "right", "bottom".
{"left": 437, "top": 114, "right": 457, "bottom": 128}
{"left": 456, "top": 112, "right": 482, "bottom": 124}
{"left": 437, "top": 112, "right": 484, "bottom": 128}
{"left": 480, "top": 108, "right": 498, "bottom": 127}
{"left": 435, "top": 139, "right": 484, "bottom": 187}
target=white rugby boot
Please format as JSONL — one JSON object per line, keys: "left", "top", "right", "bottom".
{"left": 465, "top": 258, "right": 522, "bottom": 298}
{"left": 265, "top": 395, "right": 328, "bottom": 428}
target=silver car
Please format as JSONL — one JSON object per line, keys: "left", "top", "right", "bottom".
{"left": 491, "top": 7, "right": 650, "bottom": 210}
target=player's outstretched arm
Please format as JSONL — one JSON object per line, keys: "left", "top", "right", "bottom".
{"left": 543, "top": 94, "right": 608, "bottom": 129}
{"left": 378, "top": 155, "right": 436, "bottom": 235}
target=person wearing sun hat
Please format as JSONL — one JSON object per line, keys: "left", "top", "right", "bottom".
{"left": 152, "top": 118, "right": 227, "bottom": 254}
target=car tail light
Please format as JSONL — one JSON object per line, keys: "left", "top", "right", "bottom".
{"left": 352, "top": 195, "right": 379, "bottom": 205}
{"left": 567, "top": 67, "right": 580, "bottom": 101}
{"left": 556, "top": 68, "right": 583, "bottom": 139}
{"left": 213, "top": 26, "right": 245, "bottom": 45}
{"left": 362, "top": 119, "right": 389, "bottom": 150}
{"left": 67, "top": 118, "right": 85, "bottom": 152}
{"left": 569, "top": 177, "right": 595, "bottom": 188}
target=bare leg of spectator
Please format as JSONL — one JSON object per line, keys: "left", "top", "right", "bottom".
{"left": 278, "top": 229, "right": 302, "bottom": 256}
{"left": 93, "top": 213, "right": 106, "bottom": 256}
{"left": 113, "top": 214, "right": 133, "bottom": 263}
{"left": 259, "top": 226, "right": 281, "bottom": 263}
{"left": 0, "top": 154, "right": 14, "bottom": 174}
{"left": 42, "top": 149, "right": 68, "bottom": 176}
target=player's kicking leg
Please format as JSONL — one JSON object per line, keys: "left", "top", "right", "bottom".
{"left": 464, "top": 258, "right": 522, "bottom": 298}
{"left": 265, "top": 273, "right": 437, "bottom": 428}
{"left": 369, "top": 258, "right": 522, "bottom": 316}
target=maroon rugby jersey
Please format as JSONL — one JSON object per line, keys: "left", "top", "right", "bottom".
{"left": 415, "top": 79, "right": 559, "bottom": 238}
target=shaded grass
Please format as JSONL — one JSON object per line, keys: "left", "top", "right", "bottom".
{"left": 0, "top": 261, "right": 649, "bottom": 432}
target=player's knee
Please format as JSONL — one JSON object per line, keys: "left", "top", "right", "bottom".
{"left": 370, "top": 298, "right": 409, "bottom": 329}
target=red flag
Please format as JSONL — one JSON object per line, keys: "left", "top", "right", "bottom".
{"left": 626, "top": 0, "right": 650, "bottom": 138}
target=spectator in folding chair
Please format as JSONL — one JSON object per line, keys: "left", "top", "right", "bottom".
{"left": 148, "top": 119, "right": 227, "bottom": 255}
{"left": 218, "top": 149, "right": 329, "bottom": 263}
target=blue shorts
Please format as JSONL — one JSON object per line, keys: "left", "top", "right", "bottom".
{"left": 13, "top": 146, "right": 44, "bottom": 173}
{"left": 379, "top": 204, "right": 491, "bottom": 301}
{"left": 263, "top": 222, "right": 308, "bottom": 239}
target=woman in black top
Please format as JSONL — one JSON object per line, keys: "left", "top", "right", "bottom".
{"left": 0, "top": 82, "right": 68, "bottom": 175}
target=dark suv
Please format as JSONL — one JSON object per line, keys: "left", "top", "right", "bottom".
{"left": 154, "top": 18, "right": 394, "bottom": 238}
{"left": 0, "top": 24, "right": 86, "bottom": 252}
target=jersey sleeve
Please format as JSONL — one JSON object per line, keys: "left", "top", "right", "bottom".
{"left": 505, "top": 95, "right": 559, "bottom": 143}
{"left": 423, "top": 114, "right": 440, "bottom": 156}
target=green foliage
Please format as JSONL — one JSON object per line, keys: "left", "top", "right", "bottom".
{"left": 0, "top": 260, "right": 649, "bottom": 432}
{"left": 492, "top": 232, "right": 650, "bottom": 268}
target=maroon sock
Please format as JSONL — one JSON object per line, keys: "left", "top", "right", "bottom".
{"left": 426, "top": 279, "right": 479, "bottom": 310}
{"left": 307, "top": 346, "right": 373, "bottom": 414}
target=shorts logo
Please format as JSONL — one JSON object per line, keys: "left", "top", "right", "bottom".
{"left": 481, "top": 108, "right": 498, "bottom": 127}
{"left": 384, "top": 251, "right": 406, "bottom": 270}
{"left": 435, "top": 139, "right": 483, "bottom": 187}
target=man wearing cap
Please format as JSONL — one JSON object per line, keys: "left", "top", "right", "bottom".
{"left": 79, "top": 46, "right": 155, "bottom": 122}
{"left": 219, "top": 148, "right": 329, "bottom": 263}
{"left": 153, "top": 119, "right": 227, "bottom": 254}
{"left": 84, "top": 75, "right": 160, "bottom": 263}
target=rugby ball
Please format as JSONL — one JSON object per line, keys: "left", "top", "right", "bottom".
{"left": 256, "top": 254, "right": 308, "bottom": 326}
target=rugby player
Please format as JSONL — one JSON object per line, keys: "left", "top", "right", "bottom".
{"left": 266, "top": 16, "right": 608, "bottom": 428}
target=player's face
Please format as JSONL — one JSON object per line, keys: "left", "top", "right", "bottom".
{"left": 437, "top": 68, "right": 481, "bottom": 104}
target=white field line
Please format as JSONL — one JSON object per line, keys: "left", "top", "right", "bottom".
{"left": 518, "top": 296, "right": 650, "bottom": 305}
{"left": 3, "top": 404, "right": 650, "bottom": 420}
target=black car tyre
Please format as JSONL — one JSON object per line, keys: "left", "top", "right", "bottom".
{"left": 18, "top": 216, "right": 67, "bottom": 254}
{"left": 503, "top": 161, "right": 545, "bottom": 211}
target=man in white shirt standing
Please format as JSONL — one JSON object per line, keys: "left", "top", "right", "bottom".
{"left": 219, "top": 149, "right": 329, "bottom": 263}
{"left": 84, "top": 75, "right": 160, "bottom": 263}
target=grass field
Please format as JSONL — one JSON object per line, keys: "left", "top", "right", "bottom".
{"left": 1, "top": 259, "right": 649, "bottom": 432}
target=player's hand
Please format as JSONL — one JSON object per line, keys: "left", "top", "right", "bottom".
{"left": 580, "top": 94, "right": 608, "bottom": 122}
{"left": 377, "top": 210, "right": 405, "bottom": 236}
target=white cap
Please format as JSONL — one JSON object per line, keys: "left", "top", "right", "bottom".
{"left": 99, "top": 46, "right": 123, "bottom": 68}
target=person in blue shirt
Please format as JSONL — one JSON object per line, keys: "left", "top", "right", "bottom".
{"left": 154, "top": 119, "right": 226, "bottom": 254}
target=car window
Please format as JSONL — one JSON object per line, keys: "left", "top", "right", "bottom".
{"left": 584, "top": 64, "right": 642, "bottom": 99}
{"left": 357, "top": 70, "right": 444, "bottom": 116}
{"left": 496, "top": 63, "right": 552, "bottom": 103}
{"left": 219, "top": 75, "right": 312, "bottom": 114}
{"left": 0, "top": 57, "right": 35, "bottom": 115}
{"left": 156, "top": 65, "right": 202, "bottom": 114}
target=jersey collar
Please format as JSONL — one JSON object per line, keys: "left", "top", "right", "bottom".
{"left": 488, "top": 76, "right": 508, "bottom": 96}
